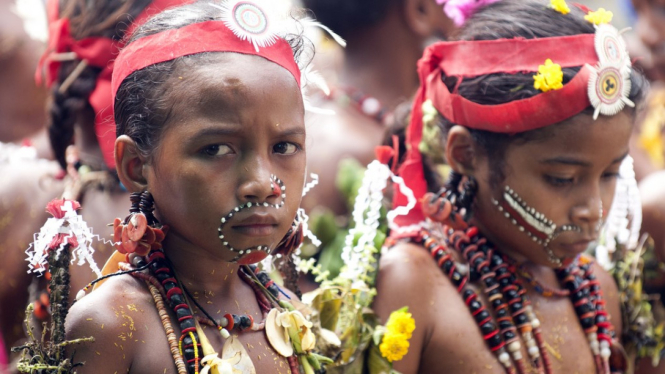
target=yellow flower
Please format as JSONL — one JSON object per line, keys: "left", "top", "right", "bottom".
{"left": 386, "top": 309, "right": 416, "bottom": 339}
{"left": 549, "top": 0, "right": 570, "bottom": 14}
{"left": 380, "top": 331, "right": 410, "bottom": 362}
{"left": 639, "top": 91, "right": 665, "bottom": 168}
{"left": 585, "top": 8, "right": 613, "bottom": 25}
{"left": 533, "top": 59, "right": 564, "bottom": 92}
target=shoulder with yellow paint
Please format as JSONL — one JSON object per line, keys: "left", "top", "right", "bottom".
{"left": 65, "top": 274, "right": 173, "bottom": 373}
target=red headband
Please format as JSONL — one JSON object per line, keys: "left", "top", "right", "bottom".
{"left": 111, "top": 20, "right": 301, "bottom": 102}
{"left": 391, "top": 27, "right": 632, "bottom": 234}
{"left": 37, "top": 0, "right": 194, "bottom": 170}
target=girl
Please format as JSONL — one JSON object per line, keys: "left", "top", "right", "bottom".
{"left": 372, "top": 0, "right": 650, "bottom": 373}
{"left": 62, "top": 1, "right": 327, "bottom": 373}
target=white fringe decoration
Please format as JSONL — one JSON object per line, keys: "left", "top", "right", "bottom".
{"left": 25, "top": 201, "right": 102, "bottom": 277}
{"left": 597, "top": 156, "right": 642, "bottom": 269}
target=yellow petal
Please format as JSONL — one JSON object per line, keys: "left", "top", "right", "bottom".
{"left": 300, "top": 329, "right": 317, "bottom": 351}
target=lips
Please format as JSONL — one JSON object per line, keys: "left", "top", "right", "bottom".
{"left": 559, "top": 239, "right": 593, "bottom": 255}
{"left": 231, "top": 213, "right": 279, "bottom": 237}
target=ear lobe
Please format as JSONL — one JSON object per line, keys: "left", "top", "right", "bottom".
{"left": 445, "top": 125, "right": 477, "bottom": 174}
{"left": 115, "top": 135, "right": 148, "bottom": 192}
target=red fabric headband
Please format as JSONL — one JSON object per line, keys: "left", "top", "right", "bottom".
{"left": 111, "top": 20, "right": 301, "bottom": 102}
{"left": 391, "top": 32, "right": 608, "bottom": 234}
{"left": 36, "top": 0, "right": 194, "bottom": 170}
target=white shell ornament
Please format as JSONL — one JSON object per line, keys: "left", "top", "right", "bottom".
{"left": 214, "top": 0, "right": 284, "bottom": 52}
{"left": 588, "top": 24, "right": 634, "bottom": 120}
{"left": 594, "top": 24, "right": 629, "bottom": 67}
{"left": 587, "top": 61, "right": 634, "bottom": 120}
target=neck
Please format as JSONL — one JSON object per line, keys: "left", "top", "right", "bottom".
{"left": 162, "top": 233, "right": 242, "bottom": 297}
{"left": 340, "top": 12, "right": 422, "bottom": 110}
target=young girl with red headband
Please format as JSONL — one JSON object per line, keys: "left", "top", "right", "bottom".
{"left": 371, "top": 0, "right": 653, "bottom": 373}
{"left": 53, "top": 1, "right": 334, "bottom": 373}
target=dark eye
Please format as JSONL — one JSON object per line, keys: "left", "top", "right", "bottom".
{"left": 273, "top": 142, "right": 299, "bottom": 155}
{"left": 202, "top": 144, "right": 233, "bottom": 157}
{"left": 602, "top": 172, "right": 620, "bottom": 180}
{"left": 545, "top": 175, "right": 574, "bottom": 187}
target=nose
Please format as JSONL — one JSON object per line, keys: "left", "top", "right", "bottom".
{"left": 570, "top": 196, "right": 603, "bottom": 231}
{"left": 236, "top": 158, "right": 280, "bottom": 204}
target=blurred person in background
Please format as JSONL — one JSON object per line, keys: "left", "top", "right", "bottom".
{"left": 0, "top": 0, "right": 49, "bottom": 158}
{"left": 299, "top": 0, "right": 456, "bottom": 281}
{"left": 0, "top": 0, "right": 191, "bottom": 369}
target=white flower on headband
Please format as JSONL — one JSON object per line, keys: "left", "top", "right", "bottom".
{"left": 212, "top": 0, "right": 289, "bottom": 52}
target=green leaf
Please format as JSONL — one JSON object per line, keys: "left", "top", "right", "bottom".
{"left": 366, "top": 341, "right": 393, "bottom": 374}
{"left": 319, "top": 298, "right": 343, "bottom": 331}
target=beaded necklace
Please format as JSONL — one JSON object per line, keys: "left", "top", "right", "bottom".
{"left": 407, "top": 225, "right": 622, "bottom": 374}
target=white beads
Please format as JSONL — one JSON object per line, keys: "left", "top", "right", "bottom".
{"left": 76, "top": 289, "right": 87, "bottom": 301}
{"left": 600, "top": 340, "right": 611, "bottom": 358}
{"left": 220, "top": 328, "right": 230, "bottom": 339}
{"left": 531, "top": 318, "right": 541, "bottom": 328}
{"left": 508, "top": 341, "right": 521, "bottom": 353}
{"left": 528, "top": 346, "right": 540, "bottom": 358}
{"left": 498, "top": 352, "right": 511, "bottom": 366}
{"left": 588, "top": 334, "right": 600, "bottom": 355}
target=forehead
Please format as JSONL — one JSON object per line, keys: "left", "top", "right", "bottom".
{"left": 505, "top": 111, "right": 632, "bottom": 164}
{"left": 162, "top": 52, "right": 304, "bottom": 129}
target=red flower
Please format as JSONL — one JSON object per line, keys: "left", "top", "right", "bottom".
{"left": 45, "top": 199, "right": 81, "bottom": 219}
{"left": 47, "top": 232, "right": 79, "bottom": 251}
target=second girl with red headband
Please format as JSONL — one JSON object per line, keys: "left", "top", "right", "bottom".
{"left": 372, "top": 0, "right": 652, "bottom": 373}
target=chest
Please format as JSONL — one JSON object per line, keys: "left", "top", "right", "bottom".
{"left": 421, "top": 280, "right": 599, "bottom": 374}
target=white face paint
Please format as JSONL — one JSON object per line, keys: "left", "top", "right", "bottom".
{"left": 218, "top": 174, "right": 286, "bottom": 264}
{"left": 493, "top": 185, "right": 581, "bottom": 267}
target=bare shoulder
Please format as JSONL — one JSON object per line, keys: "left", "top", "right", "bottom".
{"left": 373, "top": 241, "right": 475, "bottom": 374}
{"left": 65, "top": 275, "right": 153, "bottom": 373}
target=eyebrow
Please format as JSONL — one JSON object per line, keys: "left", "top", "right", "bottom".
{"left": 191, "top": 125, "right": 306, "bottom": 140}
{"left": 539, "top": 151, "right": 629, "bottom": 167}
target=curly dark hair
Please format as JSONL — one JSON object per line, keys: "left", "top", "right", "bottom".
{"left": 48, "top": 0, "right": 152, "bottom": 170}
{"left": 301, "top": 0, "right": 400, "bottom": 40}
{"left": 387, "top": 0, "right": 647, "bottom": 191}
{"left": 114, "top": 1, "right": 313, "bottom": 159}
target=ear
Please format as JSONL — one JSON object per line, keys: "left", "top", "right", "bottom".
{"left": 445, "top": 125, "right": 478, "bottom": 175}
{"left": 403, "top": 0, "right": 453, "bottom": 38}
{"left": 115, "top": 135, "right": 148, "bottom": 192}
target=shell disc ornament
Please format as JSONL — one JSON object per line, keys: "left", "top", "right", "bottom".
{"left": 587, "top": 24, "right": 634, "bottom": 120}
{"left": 214, "top": 0, "right": 284, "bottom": 52}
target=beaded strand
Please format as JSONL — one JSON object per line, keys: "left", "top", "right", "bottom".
{"left": 447, "top": 228, "right": 530, "bottom": 374}
{"left": 408, "top": 226, "right": 621, "bottom": 374}
{"left": 419, "top": 230, "right": 516, "bottom": 374}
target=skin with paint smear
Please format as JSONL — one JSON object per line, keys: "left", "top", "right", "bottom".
{"left": 374, "top": 111, "right": 633, "bottom": 374}
{"left": 64, "top": 53, "right": 305, "bottom": 374}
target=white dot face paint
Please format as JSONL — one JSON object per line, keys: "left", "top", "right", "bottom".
{"left": 493, "top": 185, "right": 582, "bottom": 267}
{"left": 218, "top": 174, "right": 287, "bottom": 265}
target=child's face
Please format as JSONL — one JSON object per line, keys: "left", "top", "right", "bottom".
{"left": 472, "top": 111, "right": 632, "bottom": 267}
{"left": 145, "top": 53, "right": 306, "bottom": 264}
{"left": 633, "top": 0, "right": 665, "bottom": 79}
